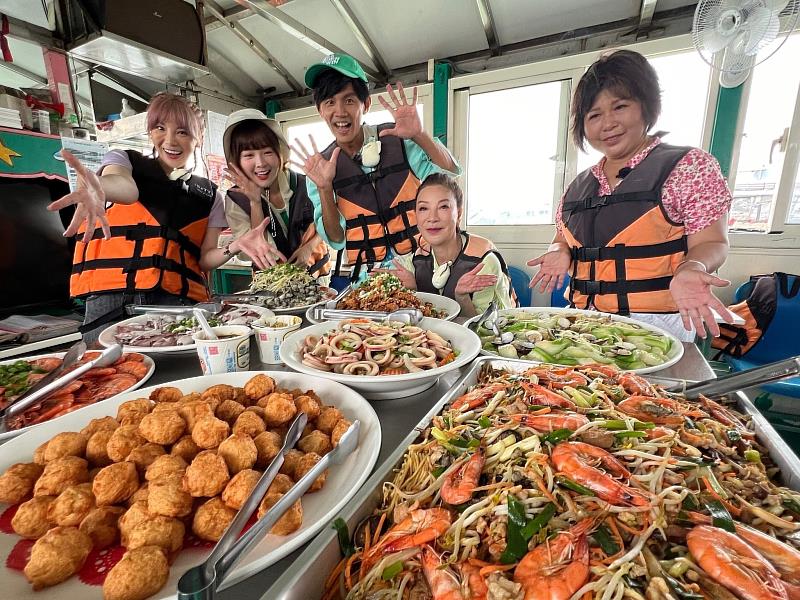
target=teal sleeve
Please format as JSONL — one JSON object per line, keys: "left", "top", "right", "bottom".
{"left": 403, "top": 138, "right": 462, "bottom": 182}
{"left": 306, "top": 176, "right": 346, "bottom": 251}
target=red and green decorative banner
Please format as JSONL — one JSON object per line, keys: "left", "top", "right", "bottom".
{"left": 0, "top": 127, "right": 67, "bottom": 181}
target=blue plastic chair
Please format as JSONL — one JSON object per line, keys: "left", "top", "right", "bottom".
{"left": 507, "top": 266, "right": 532, "bottom": 307}
{"left": 550, "top": 274, "right": 571, "bottom": 308}
{"left": 724, "top": 274, "right": 800, "bottom": 401}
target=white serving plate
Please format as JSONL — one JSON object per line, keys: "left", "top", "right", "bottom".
{"left": 280, "top": 318, "right": 481, "bottom": 400}
{"left": 305, "top": 291, "right": 461, "bottom": 324}
{"left": 0, "top": 371, "right": 381, "bottom": 599}
{"left": 98, "top": 304, "right": 273, "bottom": 354}
{"left": 0, "top": 351, "right": 155, "bottom": 442}
{"left": 463, "top": 306, "right": 684, "bottom": 375}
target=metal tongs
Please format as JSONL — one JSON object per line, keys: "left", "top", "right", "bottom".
{"left": 311, "top": 307, "right": 424, "bottom": 324}
{"left": 679, "top": 355, "right": 800, "bottom": 400}
{"left": 0, "top": 344, "right": 122, "bottom": 433}
{"left": 177, "top": 413, "right": 361, "bottom": 600}
{"left": 125, "top": 303, "right": 223, "bottom": 318}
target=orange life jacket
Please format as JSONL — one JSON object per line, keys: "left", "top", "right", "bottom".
{"left": 322, "top": 125, "right": 420, "bottom": 280}
{"left": 70, "top": 151, "right": 214, "bottom": 303}
{"left": 561, "top": 143, "right": 690, "bottom": 314}
{"left": 413, "top": 232, "right": 519, "bottom": 306}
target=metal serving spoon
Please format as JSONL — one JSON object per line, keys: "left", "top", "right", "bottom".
{"left": 311, "top": 307, "right": 424, "bottom": 325}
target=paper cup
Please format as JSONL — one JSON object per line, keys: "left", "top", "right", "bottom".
{"left": 192, "top": 325, "right": 252, "bottom": 375}
{"left": 252, "top": 316, "right": 302, "bottom": 364}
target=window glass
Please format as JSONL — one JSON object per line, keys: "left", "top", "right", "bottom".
{"left": 466, "top": 80, "right": 568, "bottom": 225}
{"left": 731, "top": 35, "right": 800, "bottom": 231}
{"left": 577, "top": 50, "right": 712, "bottom": 173}
{"left": 788, "top": 164, "right": 800, "bottom": 224}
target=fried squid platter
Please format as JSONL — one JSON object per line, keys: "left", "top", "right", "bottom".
{"left": 301, "top": 320, "right": 456, "bottom": 376}
{"left": 324, "top": 363, "right": 800, "bottom": 600}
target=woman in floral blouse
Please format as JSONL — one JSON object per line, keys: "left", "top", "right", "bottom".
{"left": 528, "top": 49, "right": 735, "bottom": 341}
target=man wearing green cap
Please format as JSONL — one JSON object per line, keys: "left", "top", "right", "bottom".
{"left": 291, "top": 53, "right": 461, "bottom": 281}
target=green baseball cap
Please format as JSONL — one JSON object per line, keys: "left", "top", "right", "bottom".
{"left": 304, "top": 53, "right": 368, "bottom": 88}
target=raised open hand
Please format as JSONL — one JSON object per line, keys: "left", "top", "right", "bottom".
{"left": 48, "top": 150, "right": 110, "bottom": 243}
{"left": 377, "top": 82, "right": 422, "bottom": 140}
{"left": 455, "top": 263, "right": 498, "bottom": 296}
{"left": 289, "top": 135, "right": 340, "bottom": 190}
{"left": 527, "top": 246, "right": 571, "bottom": 294}
{"left": 224, "top": 163, "right": 262, "bottom": 204}
{"left": 236, "top": 217, "right": 286, "bottom": 270}
{"left": 669, "top": 264, "right": 734, "bottom": 338}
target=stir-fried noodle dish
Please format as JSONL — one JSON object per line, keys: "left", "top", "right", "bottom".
{"left": 301, "top": 320, "right": 456, "bottom": 376}
{"left": 324, "top": 363, "right": 800, "bottom": 600}
{"left": 338, "top": 274, "right": 445, "bottom": 318}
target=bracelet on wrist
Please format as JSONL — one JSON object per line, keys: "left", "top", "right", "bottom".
{"left": 223, "top": 241, "right": 235, "bottom": 257}
{"left": 675, "top": 259, "right": 707, "bottom": 274}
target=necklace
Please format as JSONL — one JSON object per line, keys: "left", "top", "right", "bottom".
{"left": 430, "top": 233, "right": 465, "bottom": 293}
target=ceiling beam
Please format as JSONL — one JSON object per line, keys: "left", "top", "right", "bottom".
{"left": 329, "top": 0, "right": 391, "bottom": 80}
{"left": 475, "top": 0, "right": 501, "bottom": 56}
{"left": 204, "top": 0, "right": 297, "bottom": 32}
{"left": 230, "top": 0, "right": 382, "bottom": 81}
{"left": 638, "top": 0, "right": 658, "bottom": 32}
{"left": 203, "top": 0, "right": 303, "bottom": 94}
{"left": 0, "top": 61, "right": 48, "bottom": 86}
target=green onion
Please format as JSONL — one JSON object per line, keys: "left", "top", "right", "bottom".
{"left": 591, "top": 523, "right": 620, "bottom": 555}
{"left": 599, "top": 419, "right": 655, "bottom": 430}
{"left": 542, "top": 429, "right": 573, "bottom": 444}
{"left": 478, "top": 416, "right": 491, "bottom": 428}
{"left": 332, "top": 518, "right": 355, "bottom": 557}
{"left": 704, "top": 498, "right": 736, "bottom": 533}
{"left": 520, "top": 502, "right": 556, "bottom": 539}
{"left": 381, "top": 561, "right": 403, "bottom": 581}
{"left": 782, "top": 495, "right": 800, "bottom": 514}
{"left": 744, "top": 449, "right": 761, "bottom": 463}
{"left": 615, "top": 431, "right": 647, "bottom": 439}
{"left": 556, "top": 475, "right": 595, "bottom": 496}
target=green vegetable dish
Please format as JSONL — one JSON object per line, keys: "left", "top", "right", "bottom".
{"left": 476, "top": 310, "right": 674, "bottom": 369}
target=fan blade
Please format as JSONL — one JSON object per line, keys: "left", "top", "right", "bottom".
{"left": 701, "top": 25, "right": 736, "bottom": 52}
{"left": 742, "top": 6, "right": 781, "bottom": 53}
{"left": 764, "top": 0, "right": 791, "bottom": 12}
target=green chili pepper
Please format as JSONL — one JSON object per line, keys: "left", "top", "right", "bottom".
{"left": 542, "top": 429, "right": 573, "bottom": 444}
{"left": 615, "top": 431, "right": 647, "bottom": 439}
{"left": 432, "top": 466, "right": 447, "bottom": 478}
{"left": 520, "top": 502, "right": 556, "bottom": 539}
{"left": 556, "top": 476, "right": 595, "bottom": 497}
{"left": 499, "top": 495, "right": 528, "bottom": 564}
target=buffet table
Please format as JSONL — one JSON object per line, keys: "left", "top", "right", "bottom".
{"left": 142, "top": 342, "right": 715, "bottom": 599}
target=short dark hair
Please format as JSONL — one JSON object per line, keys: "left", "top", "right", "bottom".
{"left": 229, "top": 120, "right": 280, "bottom": 169}
{"left": 312, "top": 69, "right": 370, "bottom": 108}
{"left": 416, "top": 173, "right": 464, "bottom": 210}
{"left": 571, "top": 49, "right": 661, "bottom": 150}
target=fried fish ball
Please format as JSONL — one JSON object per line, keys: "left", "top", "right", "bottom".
{"left": 126, "top": 514, "right": 185, "bottom": 554}
{"left": 12, "top": 495, "right": 55, "bottom": 538}
{"left": 279, "top": 449, "right": 304, "bottom": 478}
{"left": 127, "top": 443, "right": 166, "bottom": 475}
{"left": 254, "top": 431, "right": 283, "bottom": 468}
{"left": 116, "top": 399, "right": 152, "bottom": 426}
{"left": 128, "top": 483, "right": 149, "bottom": 507}
{"left": 119, "top": 501, "right": 150, "bottom": 547}
{"left": 171, "top": 435, "right": 201, "bottom": 463}
{"left": 257, "top": 492, "right": 302, "bottom": 535}
{"left": 151, "top": 401, "right": 180, "bottom": 414}
{"left": 138, "top": 410, "right": 185, "bottom": 445}
{"left": 34, "top": 456, "right": 89, "bottom": 497}
{"left": 84, "top": 429, "right": 114, "bottom": 467}
{"left": 268, "top": 473, "right": 293, "bottom": 494}
{"left": 260, "top": 392, "right": 297, "bottom": 427}
{"left": 217, "top": 433, "right": 257, "bottom": 474}
{"left": 192, "top": 415, "right": 230, "bottom": 449}
{"left": 192, "top": 497, "right": 236, "bottom": 542}
{"left": 103, "top": 546, "right": 169, "bottom": 600}
{"left": 203, "top": 384, "right": 236, "bottom": 403}
{"left": 232, "top": 410, "right": 266, "bottom": 438}
{"left": 216, "top": 399, "right": 245, "bottom": 425}
{"left": 221, "top": 469, "right": 261, "bottom": 510}
{"left": 245, "top": 405, "right": 265, "bottom": 418}
{"left": 79, "top": 505, "right": 125, "bottom": 548}
{"left": 178, "top": 392, "right": 202, "bottom": 404}
{"left": 106, "top": 424, "right": 146, "bottom": 463}
{"left": 149, "top": 386, "right": 182, "bottom": 403}
{"left": 43, "top": 432, "right": 88, "bottom": 463}
{"left": 331, "top": 418, "right": 353, "bottom": 447}
{"left": 80, "top": 416, "right": 119, "bottom": 439}
{"left": 294, "top": 395, "right": 321, "bottom": 421}
{"left": 182, "top": 451, "right": 230, "bottom": 497}
{"left": 145, "top": 454, "right": 187, "bottom": 482}
{"left": 48, "top": 482, "right": 95, "bottom": 527}
{"left": 294, "top": 452, "right": 327, "bottom": 492}
{"left": 233, "top": 386, "right": 249, "bottom": 406}
{"left": 316, "top": 406, "right": 344, "bottom": 435}
{"left": 93, "top": 461, "right": 139, "bottom": 505}
{"left": 297, "top": 430, "right": 332, "bottom": 456}
{"left": 33, "top": 440, "right": 49, "bottom": 465}
{"left": 148, "top": 475, "right": 192, "bottom": 518}
{"left": 178, "top": 400, "right": 215, "bottom": 433}
{"left": 24, "top": 526, "right": 92, "bottom": 590}
{"left": 0, "top": 462, "right": 43, "bottom": 504}
{"left": 245, "top": 374, "right": 275, "bottom": 402}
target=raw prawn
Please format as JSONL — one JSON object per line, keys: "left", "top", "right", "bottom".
{"left": 441, "top": 449, "right": 485, "bottom": 505}
{"left": 550, "top": 441, "right": 650, "bottom": 506}
{"left": 616, "top": 395, "right": 707, "bottom": 426}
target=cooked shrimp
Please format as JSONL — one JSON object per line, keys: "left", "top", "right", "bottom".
{"left": 616, "top": 395, "right": 707, "bottom": 426}
{"left": 687, "top": 525, "right": 788, "bottom": 600}
{"left": 508, "top": 413, "right": 588, "bottom": 432}
{"left": 525, "top": 367, "right": 589, "bottom": 389}
{"left": 618, "top": 373, "right": 658, "bottom": 396}
{"left": 441, "top": 449, "right": 485, "bottom": 505}
{"left": 519, "top": 382, "right": 574, "bottom": 409}
{"left": 452, "top": 383, "right": 507, "bottom": 411}
{"left": 421, "top": 545, "right": 464, "bottom": 600}
{"left": 550, "top": 441, "right": 650, "bottom": 506}
{"left": 459, "top": 561, "right": 488, "bottom": 600}
{"left": 30, "top": 357, "right": 63, "bottom": 371}
{"left": 369, "top": 507, "right": 452, "bottom": 556}
{"left": 514, "top": 518, "right": 594, "bottom": 600}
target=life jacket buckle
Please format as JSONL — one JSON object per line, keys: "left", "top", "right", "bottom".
{"left": 574, "top": 246, "right": 601, "bottom": 262}
{"left": 578, "top": 279, "right": 602, "bottom": 295}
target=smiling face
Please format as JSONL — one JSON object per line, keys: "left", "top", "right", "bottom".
{"left": 149, "top": 120, "right": 198, "bottom": 172}
{"left": 317, "top": 83, "right": 370, "bottom": 150}
{"left": 238, "top": 146, "right": 282, "bottom": 190}
{"left": 416, "top": 184, "right": 461, "bottom": 246}
{"left": 583, "top": 89, "right": 649, "bottom": 162}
